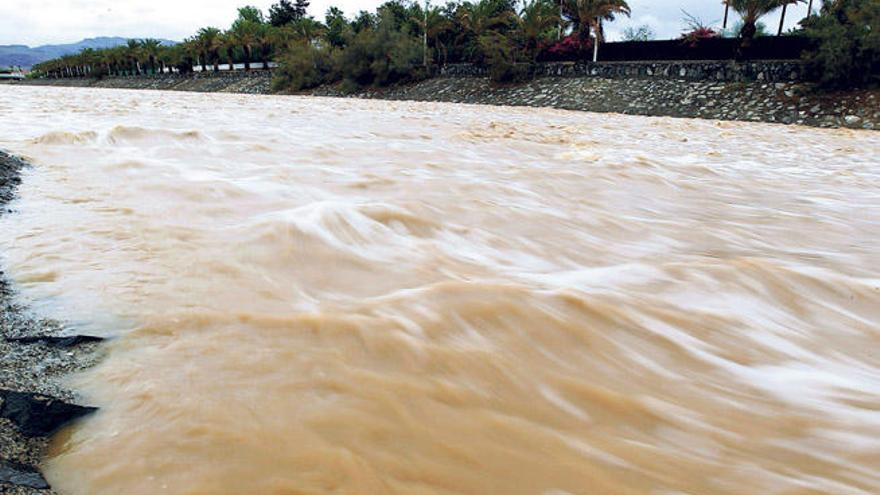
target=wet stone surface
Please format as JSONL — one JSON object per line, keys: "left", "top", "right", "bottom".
{"left": 0, "top": 391, "right": 98, "bottom": 438}
{"left": 0, "top": 461, "right": 49, "bottom": 490}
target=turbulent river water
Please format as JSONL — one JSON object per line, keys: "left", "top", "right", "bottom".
{"left": 1, "top": 86, "right": 879, "bottom": 495}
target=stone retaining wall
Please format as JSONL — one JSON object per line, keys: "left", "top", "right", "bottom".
{"left": 441, "top": 61, "right": 807, "bottom": 83}
{"left": 14, "top": 71, "right": 272, "bottom": 94}
{"left": 318, "top": 77, "right": 877, "bottom": 130}
{"left": 10, "top": 68, "right": 878, "bottom": 130}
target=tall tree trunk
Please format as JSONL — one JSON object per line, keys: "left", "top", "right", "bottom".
{"left": 558, "top": 0, "right": 563, "bottom": 40}
{"left": 778, "top": 4, "right": 788, "bottom": 35}
{"left": 578, "top": 24, "right": 591, "bottom": 43}
{"left": 422, "top": 6, "right": 428, "bottom": 67}
{"left": 738, "top": 20, "right": 757, "bottom": 59}
{"left": 592, "top": 19, "right": 602, "bottom": 62}
{"left": 741, "top": 21, "right": 757, "bottom": 46}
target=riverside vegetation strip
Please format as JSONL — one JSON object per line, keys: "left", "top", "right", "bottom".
{"left": 0, "top": 151, "right": 102, "bottom": 494}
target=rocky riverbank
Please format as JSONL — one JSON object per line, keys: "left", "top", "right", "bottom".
{"left": 13, "top": 71, "right": 272, "bottom": 95}
{"left": 0, "top": 151, "right": 102, "bottom": 494}
{"left": 8, "top": 70, "right": 878, "bottom": 130}
{"left": 319, "top": 77, "right": 879, "bottom": 130}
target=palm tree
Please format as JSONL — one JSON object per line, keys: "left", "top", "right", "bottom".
{"left": 285, "top": 17, "right": 326, "bottom": 44}
{"left": 155, "top": 45, "right": 174, "bottom": 74}
{"left": 61, "top": 54, "right": 75, "bottom": 77}
{"left": 77, "top": 48, "right": 96, "bottom": 76}
{"left": 413, "top": 4, "right": 454, "bottom": 67}
{"left": 254, "top": 23, "right": 275, "bottom": 69}
{"left": 163, "top": 43, "right": 190, "bottom": 74}
{"left": 456, "top": 1, "right": 518, "bottom": 63}
{"left": 457, "top": 1, "right": 517, "bottom": 38}
{"left": 110, "top": 46, "right": 127, "bottom": 75}
{"left": 125, "top": 39, "right": 142, "bottom": 75}
{"left": 94, "top": 48, "right": 112, "bottom": 76}
{"left": 519, "top": 0, "right": 560, "bottom": 60}
{"left": 180, "top": 37, "right": 202, "bottom": 73}
{"left": 221, "top": 32, "right": 237, "bottom": 71}
{"left": 141, "top": 39, "right": 162, "bottom": 75}
{"left": 231, "top": 19, "right": 260, "bottom": 71}
{"left": 724, "top": 0, "right": 804, "bottom": 48}
{"left": 183, "top": 35, "right": 206, "bottom": 72}
{"left": 66, "top": 55, "right": 76, "bottom": 77}
{"left": 562, "top": 0, "right": 630, "bottom": 61}
{"left": 197, "top": 27, "right": 223, "bottom": 72}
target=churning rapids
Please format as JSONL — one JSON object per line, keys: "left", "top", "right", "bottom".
{"left": 0, "top": 85, "right": 879, "bottom": 495}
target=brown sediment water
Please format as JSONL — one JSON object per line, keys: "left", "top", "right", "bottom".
{"left": 0, "top": 85, "right": 878, "bottom": 495}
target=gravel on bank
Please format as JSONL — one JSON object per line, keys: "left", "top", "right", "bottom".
{"left": 0, "top": 151, "right": 103, "bottom": 494}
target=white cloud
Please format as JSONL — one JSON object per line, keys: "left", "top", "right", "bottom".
{"left": 0, "top": 0, "right": 376, "bottom": 46}
{"left": 0, "top": 0, "right": 816, "bottom": 47}
{"left": 607, "top": 0, "right": 813, "bottom": 40}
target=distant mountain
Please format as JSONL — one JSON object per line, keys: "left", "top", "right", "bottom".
{"left": 0, "top": 37, "right": 176, "bottom": 68}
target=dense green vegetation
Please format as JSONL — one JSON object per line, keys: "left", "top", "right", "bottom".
{"left": 30, "top": 0, "right": 876, "bottom": 90}
{"left": 273, "top": 0, "right": 634, "bottom": 88}
{"left": 801, "top": 0, "right": 879, "bottom": 87}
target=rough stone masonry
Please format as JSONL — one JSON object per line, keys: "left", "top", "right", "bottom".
{"left": 12, "top": 60, "right": 877, "bottom": 130}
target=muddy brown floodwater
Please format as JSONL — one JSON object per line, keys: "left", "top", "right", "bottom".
{"left": 0, "top": 86, "right": 878, "bottom": 495}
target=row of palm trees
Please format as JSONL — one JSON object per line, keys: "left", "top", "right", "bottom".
{"left": 33, "top": 13, "right": 289, "bottom": 79}
{"left": 36, "top": 39, "right": 168, "bottom": 79}
{"left": 33, "top": 0, "right": 812, "bottom": 79}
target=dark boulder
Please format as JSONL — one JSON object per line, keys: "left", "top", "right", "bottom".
{"left": 0, "top": 389, "right": 97, "bottom": 437}
{"left": 5, "top": 335, "right": 105, "bottom": 348}
{"left": 0, "top": 150, "right": 25, "bottom": 204}
{"left": 0, "top": 461, "right": 49, "bottom": 490}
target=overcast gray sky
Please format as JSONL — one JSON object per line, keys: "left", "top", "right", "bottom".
{"left": 0, "top": 0, "right": 814, "bottom": 47}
